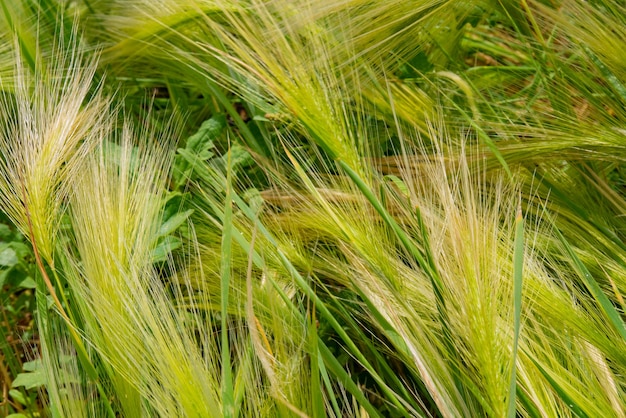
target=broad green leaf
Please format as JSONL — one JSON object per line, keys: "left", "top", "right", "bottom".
{"left": 151, "top": 236, "right": 182, "bottom": 263}
{"left": 16, "top": 276, "right": 36, "bottom": 289}
{"left": 173, "top": 114, "right": 226, "bottom": 187}
{"left": 8, "top": 389, "right": 29, "bottom": 407}
{"left": 187, "top": 115, "right": 226, "bottom": 151}
{"left": 12, "top": 362, "right": 46, "bottom": 390}
{"left": 158, "top": 209, "right": 194, "bottom": 237}
{"left": 0, "top": 223, "right": 11, "bottom": 239}
{"left": 0, "top": 246, "right": 18, "bottom": 266}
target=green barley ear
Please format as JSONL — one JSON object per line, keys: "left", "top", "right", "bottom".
{"left": 64, "top": 126, "right": 225, "bottom": 416}
{"left": 0, "top": 29, "right": 110, "bottom": 265}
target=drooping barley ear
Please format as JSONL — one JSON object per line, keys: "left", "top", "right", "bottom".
{"left": 0, "top": 30, "right": 112, "bottom": 329}
{"left": 0, "top": 30, "right": 110, "bottom": 266}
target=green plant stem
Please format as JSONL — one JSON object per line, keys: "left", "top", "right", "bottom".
{"left": 220, "top": 148, "right": 234, "bottom": 417}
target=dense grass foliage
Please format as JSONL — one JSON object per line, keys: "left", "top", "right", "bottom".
{"left": 2, "top": 1, "right": 626, "bottom": 417}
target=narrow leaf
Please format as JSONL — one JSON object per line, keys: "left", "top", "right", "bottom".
{"left": 220, "top": 148, "right": 234, "bottom": 417}
{"left": 508, "top": 204, "right": 524, "bottom": 418}
{"left": 555, "top": 226, "right": 626, "bottom": 341}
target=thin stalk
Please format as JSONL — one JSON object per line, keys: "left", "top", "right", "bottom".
{"left": 34, "top": 275, "right": 62, "bottom": 418}
{"left": 507, "top": 203, "right": 524, "bottom": 418}
{"left": 307, "top": 309, "right": 325, "bottom": 418}
{"left": 220, "top": 147, "right": 234, "bottom": 417}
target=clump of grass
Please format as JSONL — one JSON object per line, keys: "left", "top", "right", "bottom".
{"left": 3, "top": 1, "right": 626, "bottom": 417}
{"left": 62, "top": 134, "right": 225, "bottom": 417}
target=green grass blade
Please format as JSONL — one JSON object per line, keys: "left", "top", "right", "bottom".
{"left": 34, "top": 275, "right": 62, "bottom": 418}
{"left": 220, "top": 148, "right": 234, "bottom": 417}
{"left": 507, "top": 204, "right": 524, "bottom": 418}
{"left": 275, "top": 250, "right": 410, "bottom": 416}
{"left": 232, "top": 185, "right": 415, "bottom": 415}
{"left": 0, "top": 0, "right": 36, "bottom": 72}
{"left": 516, "top": 386, "right": 541, "bottom": 418}
{"left": 337, "top": 161, "right": 441, "bottom": 296}
{"left": 232, "top": 343, "right": 252, "bottom": 418}
{"left": 317, "top": 347, "right": 341, "bottom": 417}
{"left": 0, "top": 306, "right": 24, "bottom": 379}
{"left": 528, "top": 357, "right": 588, "bottom": 418}
{"left": 317, "top": 340, "right": 381, "bottom": 418}
{"left": 319, "top": 282, "right": 422, "bottom": 416}
{"left": 554, "top": 223, "right": 626, "bottom": 341}
{"left": 339, "top": 160, "right": 466, "bottom": 403}
{"left": 203, "top": 81, "right": 269, "bottom": 158}
{"left": 308, "top": 311, "right": 326, "bottom": 418}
